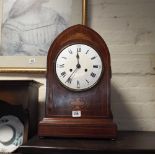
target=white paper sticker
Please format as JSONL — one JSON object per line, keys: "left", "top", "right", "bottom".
{"left": 29, "top": 58, "right": 36, "bottom": 64}
{"left": 72, "top": 111, "right": 81, "bottom": 118}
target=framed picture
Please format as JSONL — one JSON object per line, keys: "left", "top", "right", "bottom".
{"left": 0, "top": 0, "right": 87, "bottom": 73}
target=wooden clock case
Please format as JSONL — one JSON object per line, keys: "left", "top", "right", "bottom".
{"left": 38, "top": 25, "right": 117, "bottom": 139}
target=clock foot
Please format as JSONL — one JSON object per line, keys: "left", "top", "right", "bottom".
{"left": 38, "top": 118, "right": 117, "bottom": 139}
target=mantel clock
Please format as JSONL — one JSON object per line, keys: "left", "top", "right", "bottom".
{"left": 38, "top": 25, "right": 117, "bottom": 138}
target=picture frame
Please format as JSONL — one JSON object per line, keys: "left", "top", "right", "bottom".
{"left": 0, "top": 0, "right": 87, "bottom": 73}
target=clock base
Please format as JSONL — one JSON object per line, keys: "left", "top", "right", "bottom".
{"left": 38, "top": 118, "right": 117, "bottom": 139}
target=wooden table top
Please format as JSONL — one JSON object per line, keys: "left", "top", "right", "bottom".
{"left": 16, "top": 131, "right": 155, "bottom": 153}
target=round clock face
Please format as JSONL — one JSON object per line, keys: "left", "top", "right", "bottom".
{"left": 56, "top": 44, "right": 103, "bottom": 91}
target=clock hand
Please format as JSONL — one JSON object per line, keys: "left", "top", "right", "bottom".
{"left": 65, "top": 67, "right": 79, "bottom": 83}
{"left": 76, "top": 51, "right": 81, "bottom": 68}
{"left": 66, "top": 50, "right": 82, "bottom": 84}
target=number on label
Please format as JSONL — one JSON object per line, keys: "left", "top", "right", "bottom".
{"left": 72, "top": 111, "right": 81, "bottom": 117}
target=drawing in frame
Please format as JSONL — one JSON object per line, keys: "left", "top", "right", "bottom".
{"left": 0, "top": 0, "right": 87, "bottom": 73}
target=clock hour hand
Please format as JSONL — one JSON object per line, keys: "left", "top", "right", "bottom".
{"left": 76, "top": 51, "right": 81, "bottom": 69}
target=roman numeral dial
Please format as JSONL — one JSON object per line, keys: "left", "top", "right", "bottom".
{"left": 56, "top": 44, "right": 103, "bottom": 91}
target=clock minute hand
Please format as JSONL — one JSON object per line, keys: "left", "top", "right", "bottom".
{"left": 65, "top": 67, "right": 78, "bottom": 83}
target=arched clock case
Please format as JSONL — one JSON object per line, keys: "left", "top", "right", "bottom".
{"left": 38, "top": 25, "right": 117, "bottom": 139}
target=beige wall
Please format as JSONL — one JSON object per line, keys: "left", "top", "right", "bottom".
{"left": 88, "top": 0, "right": 155, "bottom": 131}
{"left": 0, "top": 0, "right": 155, "bottom": 131}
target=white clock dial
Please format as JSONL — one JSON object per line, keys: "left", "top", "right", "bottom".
{"left": 56, "top": 44, "right": 103, "bottom": 91}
